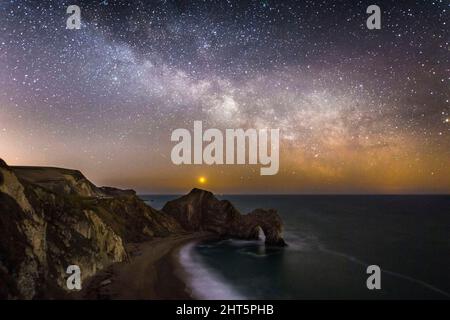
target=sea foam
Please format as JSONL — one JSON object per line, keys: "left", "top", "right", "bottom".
{"left": 178, "top": 242, "right": 246, "bottom": 300}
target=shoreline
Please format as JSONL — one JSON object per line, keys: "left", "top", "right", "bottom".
{"left": 154, "top": 234, "right": 218, "bottom": 299}
{"left": 78, "top": 232, "right": 214, "bottom": 300}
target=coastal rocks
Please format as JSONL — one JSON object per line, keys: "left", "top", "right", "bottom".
{"left": 95, "top": 193, "right": 183, "bottom": 242}
{"left": 0, "top": 165, "right": 47, "bottom": 298}
{"left": 162, "top": 188, "right": 240, "bottom": 233}
{"left": 0, "top": 163, "right": 34, "bottom": 213}
{"left": 235, "top": 209, "right": 287, "bottom": 246}
{"left": 83, "top": 210, "right": 127, "bottom": 262}
{"left": 163, "top": 188, "right": 287, "bottom": 246}
{"left": 0, "top": 158, "right": 286, "bottom": 299}
{"left": 12, "top": 166, "right": 104, "bottom": 198}
{"left": 99, "top": 186, "right": 136, "bottom": 197}
{"left": 0, "top": 158, "right": 182, "bottom": 299}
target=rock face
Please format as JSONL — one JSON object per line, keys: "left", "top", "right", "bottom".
{"left": 0, "top": 159, "right": 286, "bottom": 299}
{"left": 12, "top": 166, "right": 104, "bottom": 198}
{"left": 0, "top": 159, "right": 182, "bottom": 299}
{"left": 163, "top": 188, "right": 286, "bottom": 246}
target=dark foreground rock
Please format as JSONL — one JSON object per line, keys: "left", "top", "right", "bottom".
{"left": 163, "top": 188, "right": 286, "bottom": 246}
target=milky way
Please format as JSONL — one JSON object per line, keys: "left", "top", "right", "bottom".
{"left": 0, "top": 0, "right": 448, "bottom": 193}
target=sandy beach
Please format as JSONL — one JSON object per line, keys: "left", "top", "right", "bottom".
{"left": 78, "top": 232, "right": 213, "bottom": 300}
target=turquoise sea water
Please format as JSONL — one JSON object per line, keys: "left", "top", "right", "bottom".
{"left": 141, "top": 195, "right": 450, "bottom": 299}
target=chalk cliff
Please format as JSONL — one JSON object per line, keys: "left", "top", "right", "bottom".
{"left": 0, "top": 159, "right": 182, "bottom": 299}
{"left": 0, "top": 159, "right": 285, "bottom": 299}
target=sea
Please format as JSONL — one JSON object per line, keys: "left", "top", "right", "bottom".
{"left": 140, "top": 195, "right": 450, "bottom": 300}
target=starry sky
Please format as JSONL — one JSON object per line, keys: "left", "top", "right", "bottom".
{"left": 0, "top": 0, "right": 448, "bottom": 194}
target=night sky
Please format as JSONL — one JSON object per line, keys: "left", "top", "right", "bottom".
{"left": 0, "top": 0, "right": 448, "bottom": 194}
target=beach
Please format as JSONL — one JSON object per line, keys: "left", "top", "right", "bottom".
{"left": 79, "top": 232, "right": 213, "bottom": 300}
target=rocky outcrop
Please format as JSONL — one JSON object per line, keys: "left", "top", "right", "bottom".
{"left": 163, "top": 188, "right": 286, "bottom": 246}
{"left": 235, "top": 209, "right": 287, "bottom": 246}
{"left": 12, "top": 166, "right": 104, "bottom": 198}
{"left": 0, "top": 159, "right": 182, "bottom": 299}
{"left": 99, "top": 186, "right": 136, "bottom": 197}
{"left": 0, "top": 160, "right": 286, "bottom": 299}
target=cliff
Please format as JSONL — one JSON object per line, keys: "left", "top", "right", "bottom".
{"left": 162, "top": 188, "right": 286, "bottom": 246}
{"left": 0, "top": 159, "right": 182, "bottom": 299}
{"left": 0, "top": 159, "right": 285, "bottom": 299}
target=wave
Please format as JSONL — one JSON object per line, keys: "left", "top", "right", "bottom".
{"left": 319, "top": 245, "right": 450, "bottom": 298}
{"left": 282, "top": 231, "right": 318, "bottom": 252}
{"left": 237, "top": 247, "right": 280, "bottom": 258}
{"left": 179, "top": 230, "right": 450, "bottom": 299}
{"left": 282, "top": 229, "right": 450, "bottom": 298}
{"left": 178, "top": 242, "right": 247, "bottom": 300}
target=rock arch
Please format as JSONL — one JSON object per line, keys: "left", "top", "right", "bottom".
{"left": 235, "top": 209, "right": 286, "bottom": 246}
{"left": 163, "top": 188, "right": 287, "bottom": 247}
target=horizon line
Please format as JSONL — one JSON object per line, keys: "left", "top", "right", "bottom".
{"left": 138, "top": 192, "right": 450, "bottom": 196}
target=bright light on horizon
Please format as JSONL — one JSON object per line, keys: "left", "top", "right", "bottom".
{"left": 198, "top": 176, "right": 207, "bottom": 184}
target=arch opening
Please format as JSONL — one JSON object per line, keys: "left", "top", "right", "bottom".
{"left": 258, "top": 226, "right": 266, "bottom": 242}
